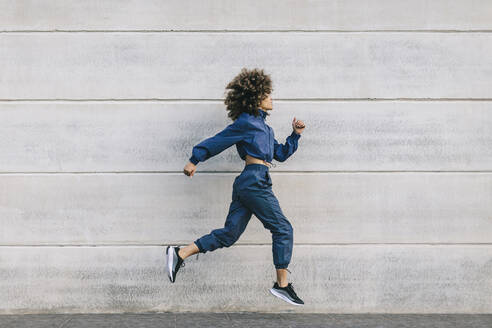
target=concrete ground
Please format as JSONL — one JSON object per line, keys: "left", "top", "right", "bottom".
{"left": 0, "top": 313, "right": 490, "bottom": 328}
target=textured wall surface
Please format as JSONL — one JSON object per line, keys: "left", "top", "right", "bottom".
{"left": 0, "top": 0, "right": 491, "bottom": 314}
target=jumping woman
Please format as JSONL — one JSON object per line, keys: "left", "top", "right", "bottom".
{"left": 167, "top": 68, "right": 306, "bottom": 306}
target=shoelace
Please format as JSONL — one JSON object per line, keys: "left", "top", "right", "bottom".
{"left": 280, "top": 269, "right": 299, "bottom": 299}
{"left": 178, "top": 253, "right": 199, "bottom": 269}
{"left": 286, "top": 283, "right": 299, "bottom": 299}
{"left": 176, "top": 248, "right": 186, "bottom": 268}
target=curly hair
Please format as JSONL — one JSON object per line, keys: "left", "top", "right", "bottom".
{"left": 223, "top": 68, "right": 273, "bottom": 121}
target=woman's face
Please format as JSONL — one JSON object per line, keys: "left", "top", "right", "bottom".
{"left": 260, "top": 93, "right": 273, "bottom": 110}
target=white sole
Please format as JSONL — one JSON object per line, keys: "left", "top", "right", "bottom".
{"left": 269, "top": 288, "right": 304, "bottom": 306}
{"left": 166, "top": 246, "right": 174, "bottom": 282}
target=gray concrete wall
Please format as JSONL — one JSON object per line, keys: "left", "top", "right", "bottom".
{"left": 0, "top": 0, "right": 491, "bottom": 314}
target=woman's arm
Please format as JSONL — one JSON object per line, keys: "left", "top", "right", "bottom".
{"left": 189, "top": 118, "right": 246, "bottom": 165}
{"left": 273, "top": 130, "right": 301, "bottom": 162}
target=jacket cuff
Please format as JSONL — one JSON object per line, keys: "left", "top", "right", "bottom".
{"left": 189, "top": 155, "right": 200, "bottom": 165}
{"left": 291, "top": 130, "right": 301, "bottom": 139}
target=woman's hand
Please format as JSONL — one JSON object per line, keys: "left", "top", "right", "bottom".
{"left": 292, "top": 117, "right": 305, "bottom": 135}
{"left": 183, "top": 161, "right": 197, "bottom": 178}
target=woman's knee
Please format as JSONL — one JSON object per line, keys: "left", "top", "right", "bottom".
{"left": 271, "top": 218, "right": 293, "bottom": 241}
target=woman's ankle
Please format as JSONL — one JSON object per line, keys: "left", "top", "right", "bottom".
{"left": 276, "top": 268, "right": 289, "bottom": 287}
{"left": 178, "top": 243, "right": 199, "bottom": 260}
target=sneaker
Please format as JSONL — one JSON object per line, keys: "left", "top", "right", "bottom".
{"left": 270, "top": 282, "right": 304, "bottom": 306}
{"left": 166, "top": 245, "right": 185, "bottom": 283}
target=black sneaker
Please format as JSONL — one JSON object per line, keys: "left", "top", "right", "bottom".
{"left": 166, "top": 245, "right": 184, "bottom": 283}
{"left": 270, "top": 282, "right": 304, "bottom": 306}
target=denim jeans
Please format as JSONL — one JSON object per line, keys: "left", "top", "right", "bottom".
{"left": 194, "top": 163, "right": 294, "bottom": 269}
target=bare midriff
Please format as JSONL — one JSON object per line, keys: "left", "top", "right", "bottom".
{"left": 245, "top": 154, "right": 273, "bottom": 168}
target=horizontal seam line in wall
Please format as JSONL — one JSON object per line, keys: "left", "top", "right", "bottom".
{"left": 1, "top": 30, "right": 492, "bottom": 33}
{"left": 1, "top": 243, "right": 492, "bottom": 247}
{"left": 0, "top": 171, "right": 491, "bottom": 175}
{"left": 2, "top": 98, "right": 492, "bottom": 102}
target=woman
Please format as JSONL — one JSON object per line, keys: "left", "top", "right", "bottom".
{"left": 167, "top": 68, "right": 306, "bottom": 306}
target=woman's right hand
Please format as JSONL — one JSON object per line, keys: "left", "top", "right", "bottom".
{"left": 183, "top": 161, "right": 197, "bottom": 178}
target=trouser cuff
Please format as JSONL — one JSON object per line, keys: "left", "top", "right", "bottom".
{"left": 194, "top": 240, "right": 205, "bottom": 253}
{"left": 275, "top": 264, "right": 289, "bottom": 270}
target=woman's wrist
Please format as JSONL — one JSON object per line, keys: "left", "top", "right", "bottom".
{"left": 189, "top": 155, "right": 200, "bottom": 165}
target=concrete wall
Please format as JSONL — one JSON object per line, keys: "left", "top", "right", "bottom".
{"left": 0, "top": 0, "right": 491, "bottom": 314}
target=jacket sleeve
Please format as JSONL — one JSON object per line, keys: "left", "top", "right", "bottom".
{"left": 189, "top": 119, "right": 246, "bottom": 165}
{"left": 273, "top": 130, "right": 301, "bottom": 162}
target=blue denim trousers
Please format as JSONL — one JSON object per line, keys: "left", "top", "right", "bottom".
{"left": 194, "top": 163, "right": 293, "bottom": 269}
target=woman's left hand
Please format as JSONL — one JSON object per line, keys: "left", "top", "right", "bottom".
{"left": 292, "top": 117, "right": 305, "bottom": 135}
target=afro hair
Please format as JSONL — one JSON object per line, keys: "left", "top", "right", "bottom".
{"left": 223, "top": 68, "right": 273, "bottom": 121}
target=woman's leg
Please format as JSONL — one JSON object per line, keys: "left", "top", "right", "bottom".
{"left": 189, "top": 195, "right": 252, "bottom": 257}
{"left": 276, "top": 269, "right": 288, "bottom": 287}
{"left": 239, "top": 187, "right": 294, "bottom": 281}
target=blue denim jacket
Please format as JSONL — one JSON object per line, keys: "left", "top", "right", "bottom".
{"left": 189, "top": 109, "right": 301, "bottom": 165}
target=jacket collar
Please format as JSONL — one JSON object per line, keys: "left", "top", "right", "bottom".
{"left": 258, "top": 109, "right": 267, "bottom": 120}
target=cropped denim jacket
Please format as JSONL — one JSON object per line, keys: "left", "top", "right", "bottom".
{"left": 189, "top": 109, "right": 301, "bottom": 166}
